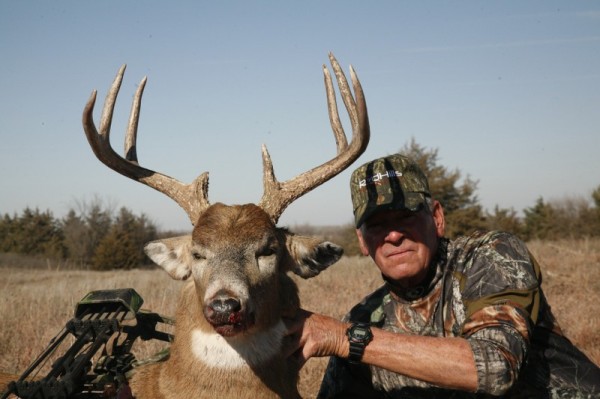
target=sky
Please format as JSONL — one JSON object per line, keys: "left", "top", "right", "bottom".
{"left": 1, "top": 1, "right": 599, "bottom": 232}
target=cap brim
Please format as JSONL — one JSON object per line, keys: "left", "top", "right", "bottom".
{"left": 354, "top": 192, "right": 428, "bottom": 227}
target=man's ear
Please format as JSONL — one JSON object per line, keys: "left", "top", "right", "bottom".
{"left": 355, "top": 228, "right": 370, "bottom": 256}
{"left": 431, "top": 200, "right": 446, "bottom": 238}
{"left": 144, "top": 235, "right": 193, "bottom": 280}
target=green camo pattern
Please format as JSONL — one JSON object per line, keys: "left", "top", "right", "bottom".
{"left": 350, "top": 154, "right": 430, "bottom": 227}
{"left": 75, "top": 288, "right": 144, "bottom": 319}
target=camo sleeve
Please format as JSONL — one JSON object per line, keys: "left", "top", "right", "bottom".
{"left": 456, "top": 231, "right": 541, "bottom": 396}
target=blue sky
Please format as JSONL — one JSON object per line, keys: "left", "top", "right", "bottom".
{"left": 1, "top": 1, "right": 599, "bottom": 231}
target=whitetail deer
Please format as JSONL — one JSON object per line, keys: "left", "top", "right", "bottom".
{"left": 82, "top": 53, "right": 370, "bottom": 398}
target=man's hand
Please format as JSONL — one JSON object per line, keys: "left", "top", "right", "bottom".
{"left": 283, "top": 309, "right": 349, "bottom": 367}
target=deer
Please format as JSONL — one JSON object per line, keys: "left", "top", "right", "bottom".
{"left": 81, "top": 53, "right": 370, "bottom": 399}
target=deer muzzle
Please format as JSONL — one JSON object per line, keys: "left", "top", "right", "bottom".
{"left": 204, "top": 291, "right": 255, "bottom": 337}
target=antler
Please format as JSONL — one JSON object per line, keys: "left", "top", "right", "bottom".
{"left": 259, "top": 53, "right": 370, "bottom": 222}
{"left": 82, "top": 53, "right": 369, "bottom": 226}
{"left": 82, "top": 65, "right": 210, "bottom": 225}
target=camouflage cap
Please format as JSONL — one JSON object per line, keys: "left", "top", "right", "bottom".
{"left": 350, "top": 154, "right": 431, "bottom": 227}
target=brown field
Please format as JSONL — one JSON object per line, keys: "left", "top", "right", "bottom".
{"left": 1, "top": 238, "right": 599, "bottom": 398}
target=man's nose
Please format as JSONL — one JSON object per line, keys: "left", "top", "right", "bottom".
{"left": 384, "top": 228, "right": 405, "bottom": 243}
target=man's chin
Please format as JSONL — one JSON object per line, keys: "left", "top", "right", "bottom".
{"left": 380, "top": 264, "right": 426, "bottom": 287}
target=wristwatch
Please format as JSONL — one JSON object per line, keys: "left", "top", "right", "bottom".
{"left": 346, "top": 322, "right": 373, "bottom": 364}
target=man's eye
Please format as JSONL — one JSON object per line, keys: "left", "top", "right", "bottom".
{"left": 364, "top": 223, "right": 384, "bottom": 233}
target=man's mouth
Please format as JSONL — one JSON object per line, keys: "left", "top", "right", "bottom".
{"left": 386, "top": 247, "right": 412, "bottom": 258}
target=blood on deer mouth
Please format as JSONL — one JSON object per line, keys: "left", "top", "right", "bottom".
{"left": 209, "top": 311, "right": 256, "bottom": 337}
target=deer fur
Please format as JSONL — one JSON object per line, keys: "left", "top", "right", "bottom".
{"left": 130, "top": 203, "right": 343, "bottom": 398}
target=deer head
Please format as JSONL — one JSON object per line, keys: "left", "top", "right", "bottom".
{"left": 82, "top": 54, "right": 369, "bottom": 344}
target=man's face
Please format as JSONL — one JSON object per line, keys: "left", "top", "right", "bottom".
{"left": 356, "top": 201, "right": 445, "bottom": 289}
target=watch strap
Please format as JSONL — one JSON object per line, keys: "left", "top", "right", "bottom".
{"left": 348, "top": 340, "right": 366, "bottom": 363}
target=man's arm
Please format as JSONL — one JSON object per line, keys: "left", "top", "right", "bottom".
{"left": 364, "top": 325, "right": 478, "bottom": 391}
{"left": 286, "top": 309, "right": 479, "bottom": 393}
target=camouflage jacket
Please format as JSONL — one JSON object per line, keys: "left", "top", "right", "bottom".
{"left": 318, "top": 231, "right": 600, "bottom": 398}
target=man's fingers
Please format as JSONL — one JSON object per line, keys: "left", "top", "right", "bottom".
{"left": 291, "top": 348, "right": 308, "bottom": 368}
{"left": 281, "top": 308, "right": 316, "bottom": 366}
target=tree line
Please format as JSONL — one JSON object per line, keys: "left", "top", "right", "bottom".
{"left": 404, "top": 139, "right": 599, "bottom": 240}
{"left": 0, "top": 199, "right": 159, "bottom": 270}
{"left": 2, "top": 140, "right": 599, "bottom": 266}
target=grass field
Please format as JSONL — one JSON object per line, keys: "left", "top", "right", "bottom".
{"left": 1, "top": 238, "right": 599, "bottom": 398}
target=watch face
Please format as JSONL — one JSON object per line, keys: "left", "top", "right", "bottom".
{"left": 349, "top": 323, "right": 373, "bottom": 343}
{"left": 353, "top": 328, "right": 369, "bottom": 339}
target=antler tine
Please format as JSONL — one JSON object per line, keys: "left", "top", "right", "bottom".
{"left": 82, "top": 65, "right": 211, "bottom": 226}
{"left": 124, "top": 73, "right": 146, "bottom": 163}
{"left": 259, "top": 53, "right": 370, "bottom": 223}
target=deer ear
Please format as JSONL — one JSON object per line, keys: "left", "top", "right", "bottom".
{"left": 284, "top": 234, "right": 343, "bottom": 279}
{"left": 144, "top": 235, "right": 193, "bottom": 280}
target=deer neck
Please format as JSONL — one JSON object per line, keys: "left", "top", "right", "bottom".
{"left": 171, "top": 282, "right": 290, "bottom": 369}
{"left": 189, "top": 321, "right": 287, "bottom": 368}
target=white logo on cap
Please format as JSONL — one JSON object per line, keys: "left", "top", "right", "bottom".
{"left": 358, "top": 170, "right": 402, "bottom": 188}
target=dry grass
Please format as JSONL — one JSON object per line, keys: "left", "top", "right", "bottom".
{"left": 527, "top": 238, "right": 600, "bottom": 363}
{"left": 1, "top": 238, "right": 599, "bottom": 398}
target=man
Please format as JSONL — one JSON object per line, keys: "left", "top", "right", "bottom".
{"left": 285, "top": 154, "right": 600, "bottom": 398}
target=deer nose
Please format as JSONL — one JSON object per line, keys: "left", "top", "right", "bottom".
{"left": 209, "top": 297, "right": 241, "bottom": 314}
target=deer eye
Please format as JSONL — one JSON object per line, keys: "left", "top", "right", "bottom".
{"left": 256, "top": 245, "right": 277, "bottom": 258}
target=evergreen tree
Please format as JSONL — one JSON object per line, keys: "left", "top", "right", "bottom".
{"left": 0, "top": 208, "right": 65, "bottom": 257}
{"left": 523, "top": 197, "right": 558, "bottom": 240}
{"left": 93, "top": 229, "right": 140, "bottom": 270}
{"left": 79, "top": 202, "right": 113, "bottom": 264}
{"left": 92, "top": 207, "right": 157, "bottom": 270}
{"left": 592, "top": 186, "right": 600, "bottom": 208}
{"left": 485, "top": 206, "right": 524, "bottom": 237}
{"left": 0, "top": 213, "right": 18, "bottom": 252}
